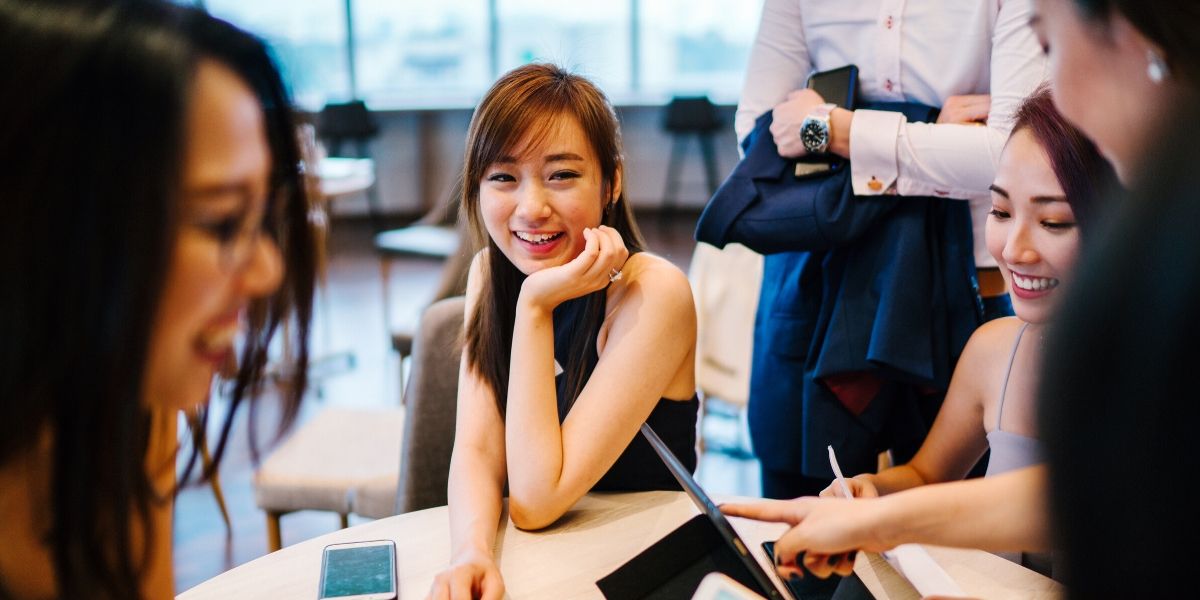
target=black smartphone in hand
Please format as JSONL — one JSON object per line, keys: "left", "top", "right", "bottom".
{"left": 791, "top": 65, "right": 858, "bottom": 176}
{"left": 806, "top": 65, "right": 858, "bottom": 110}
{"left": 764, "top": 541, "right": 873, "bottom": 600}
{"left": 763, "top": 541, "right": 809, "bottom": 599}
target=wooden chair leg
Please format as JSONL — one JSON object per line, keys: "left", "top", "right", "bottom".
{"left": 398, "top": 350, "right": 408, "bottom": 406}
{"left": 266, "top": 511, "right": 284, "bottom": 553}
{"left": 379, "top": 255, "right": 393, "bottom": 332}
{"left": 191, "top": 410, "right": 233, "bottom": 541}
{"left": 204, "top": 450, "right": 233, "bottom": 540}
{"left": 339, "top": 513, "right": 350, "bottom": 529}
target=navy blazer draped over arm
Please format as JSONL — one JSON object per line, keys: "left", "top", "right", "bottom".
{"left": 695, "top": 103, "right": 982, "bottom": 477}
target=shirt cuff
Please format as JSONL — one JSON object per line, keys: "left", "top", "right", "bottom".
{"left": 848, "top": 109, "right": 905, "bottom": 196}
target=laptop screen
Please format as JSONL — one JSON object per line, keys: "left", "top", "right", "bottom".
{"left": 639, "top": 424, "right": 789, "bottom": 599}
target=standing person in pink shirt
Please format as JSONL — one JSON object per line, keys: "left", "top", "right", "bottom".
{"left": 736, "top": 0, "right": 1049, "bottom": 511}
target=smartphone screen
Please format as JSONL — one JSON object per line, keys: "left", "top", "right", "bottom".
{"left": 319, "top": 541, "right": 397, "bottom": 599}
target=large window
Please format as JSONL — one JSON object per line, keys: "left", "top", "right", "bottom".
{"left": 496, "top": 1, "right": 631, "bottom": 94}
{"left": 204, "top": 0, "right": 351, "bottom": 108}
{"left": 353, "top": 0, "right": 490, "bottom": 107}
{"left": 638, "top": 0, "right": 760, "bottom": 102}
{"left": 203, "top": 0, "right": 762, "bottom": 109}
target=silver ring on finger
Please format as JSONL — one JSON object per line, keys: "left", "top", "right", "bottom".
{"left": 608, "top": 268, "right": 623, "bottom": 283}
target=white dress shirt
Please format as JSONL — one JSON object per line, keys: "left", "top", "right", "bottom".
{"left": 737, "top": 0, "right": 1047, "bottom": 267}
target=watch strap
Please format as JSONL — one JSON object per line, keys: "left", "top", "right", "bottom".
{"left": 811, "top": 103, "right": 835, "bottom": 119}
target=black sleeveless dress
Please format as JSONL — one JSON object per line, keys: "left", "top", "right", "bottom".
{"left": 551, "top": 295, "right": 699, "bottom": 492}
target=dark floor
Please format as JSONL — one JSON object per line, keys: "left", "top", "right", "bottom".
{"left": 172, "top": 210, "right": 760, "bottom": 594}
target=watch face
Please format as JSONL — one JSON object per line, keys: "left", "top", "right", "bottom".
{"left": 801, "top": 120, "right": 827, "bottom": 151}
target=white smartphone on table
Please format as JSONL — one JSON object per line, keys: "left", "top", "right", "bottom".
{"left": 691, "top": 572, "right": 768, "bottom": 600}
{"left": 318, "top": 539, "right": 398, "bottom": 600}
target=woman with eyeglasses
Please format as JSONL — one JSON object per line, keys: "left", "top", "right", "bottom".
{"left": 1028, "top": 0, "right": 1200, "bottom": 186}
{"left": 0, "top": 1, "right": 316, "bottom": 597}
{"left": 1029, "top": 0, "right": 1200, "bottom": 595}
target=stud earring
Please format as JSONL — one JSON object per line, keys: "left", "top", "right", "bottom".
{"left": 1147, "top": 48, "right": 1169, "bottom": 84}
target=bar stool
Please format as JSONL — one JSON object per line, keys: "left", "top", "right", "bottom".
{"left": 317, "top": 101, "right": 385, "bottom": 232}
{"left": 661, "top": 96, "right": 723, "bottom": 212}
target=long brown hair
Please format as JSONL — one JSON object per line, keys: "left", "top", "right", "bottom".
{"left": 462, "top": 64, "right": 645, "bottom": 416}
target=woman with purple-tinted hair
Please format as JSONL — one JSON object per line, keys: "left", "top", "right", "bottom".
{"left": 721, "top": 87, "right": 1116, "bottom": 582}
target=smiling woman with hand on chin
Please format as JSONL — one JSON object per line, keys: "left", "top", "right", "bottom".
{"left": 426, "top": 64, "right": 699, "bottom": 600}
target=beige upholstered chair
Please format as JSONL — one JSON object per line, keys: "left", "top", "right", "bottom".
{"left": 253, "top": 407, "right": 404, "bottom": 551}
{"left": 353, "top": 296, "right": 465, "bottom": 518}
{"left": 689, "top": 242, "right": 762, "bottom": 456}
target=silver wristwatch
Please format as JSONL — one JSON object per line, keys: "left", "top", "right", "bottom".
{"left": 800, "top": 103, "right": 836, "bottom": 154}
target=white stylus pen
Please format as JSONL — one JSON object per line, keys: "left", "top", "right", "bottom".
{"left": 827, "top": 445, "right": 854, "bottom": 499}
{"left": 829, "top": 445, "right": 897, "bottom": 562}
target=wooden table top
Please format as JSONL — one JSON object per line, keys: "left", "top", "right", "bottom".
{"left": 178, "top": 491, "right": 1061, "bottom": 599}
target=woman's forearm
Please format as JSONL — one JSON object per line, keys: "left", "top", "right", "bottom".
{"left": 447, "top": 450, "right": 505, "bottom": 558}
{"left": 504, "top": 298, "right": 572, "bottom": 521}
{"left": 875, "top": 466, "right": 1050, "bottom": 552}
{"left": 860, "top": 464, "right": 929, "bottom": 496}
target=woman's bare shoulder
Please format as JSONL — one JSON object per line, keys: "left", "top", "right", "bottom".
{"left": 622, "top": 252, "right": 688, "bottom": 287}
{"left": 463, "top": 249, "right": 489, "bottom": 313}
{"left": 468, "top": 248, "right": 488, "bottom": 279}
{"left": 604, "top": 252, "right": 695, "bottom": 332}
{"left": 959, "top": 316, "right": 1026, "bottom": 371}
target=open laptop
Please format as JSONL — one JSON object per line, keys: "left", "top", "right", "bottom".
{"left": 639, "top": 424, "right": 795, "bottom": 600}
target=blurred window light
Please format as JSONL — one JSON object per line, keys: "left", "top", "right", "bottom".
{"left": 353, "top": 0, "right": 490, "bottom": 107}
{"left": 201, "top": 1, "right": 761, "bottom": 108}
{"left": 496, "top": 0, "right": 632, "bottom": 95}
{"left": 638, "top": 0, "right": 761, "bottom": 102}
{"left": 205, "top": 0, "right": 352, "bottom": 109}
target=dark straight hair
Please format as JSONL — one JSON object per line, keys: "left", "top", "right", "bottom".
{"left": 461, "top": 64, "right": 645, "bottom": 416}
{"left": 0, "top": 1, "right": 315, "bottom": 597}
{"left": 1071, "top": 0, "right": 1200, "bottom": 85}
{"left": 1039, "top": 95, "right": 1200, "bottom": 598}
{"left": 1008, "top": 85, "right": 1118, "bottom": 234}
